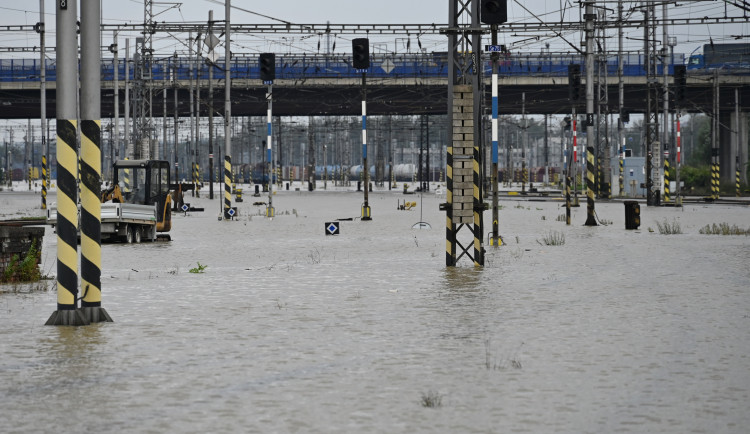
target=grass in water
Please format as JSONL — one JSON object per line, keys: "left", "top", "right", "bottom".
{"left": 539, "top": 230, "right": 565, "bottom": 246}
{"left": 188, "top": 262, "right": 207, "bottom": 273}
{"left": 698, "top": 222, "right": 749, "bottom": 235}
{"left": 656, "top": 218, "right": 682, "bottom": 235}
{"left": 420, "top": 390, "right": 443, "bottom": 408}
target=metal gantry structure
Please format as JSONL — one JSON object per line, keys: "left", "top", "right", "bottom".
{"left": 442, "top": 0, "right": 485, "bottom": 267}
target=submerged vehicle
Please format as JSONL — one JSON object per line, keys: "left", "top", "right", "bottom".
{"left": 49, "top": 159, "right": 178, "bottom": 243}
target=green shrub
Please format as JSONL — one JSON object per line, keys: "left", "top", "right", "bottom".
{"left": 1, "top": 241, "right": 41, "bottom": 283}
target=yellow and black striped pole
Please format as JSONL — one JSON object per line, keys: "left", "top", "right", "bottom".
{"left": 565, "top": 171, "right": 571, "bottom": 225}
{"left": 79, "top": 0, "right": 110, "bottom": 323}
{"left": 41, "top": 155, "right": 47, "bottom": 209}
{"left": 618, "top": 155, "right": 624, "bottom": 197}
{"left": 445, "top": 146, "right": 455, "bottom": 266}
{"left": 584, "top": 147, "right": 598, "bottom": 226}
{"left": 663, "top": 159, "right": 670, "bottom": 203}
{"left": 80, "top": 119, "right": 110, "bottom": 322}
{"left": 736, "top": 156, "right": 741, "bottom": 198}
{"left": 45, "top": 119, "right": 86, "bottom": 325}
{"left": 472, "top": 144, "right": 483, "bottom": 267}
{"left": 191, "top": 162, "right": 196, "bottom": 196}
{"left": 712, "top": 159, "right": 720, "bottom": 200}
{"left": 46, "top": 0, "right": 88, "bottom": 326}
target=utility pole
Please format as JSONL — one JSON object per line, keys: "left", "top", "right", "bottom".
{"left": 223, "top": 0, "right": 232, "bottom": 219}
{"left": 711, "top": 69, "right": 720, "bottom": 200}
{"left": 111, "top": 31, "right": 119, "bottom": 172}
{"left": 48, "top": 0, "right": 86, "bottom": 326}
{"left": 522, "top": 92, "right": 527, "bottom": 194}
{"left": 307, "top": 116, "right": 315, "bottom": 191}
{"left": 188, "top": 31, "right": 194, "bottom": 192}
{"left": 490, "top": 23, "right": 501, "bottom": 246}
{"left": 124, "top": 38, "right": 131, "bottom": 159}
{"left": 162, "top": 71, "right": 166, "bottom": 161}
{"left": 207, "top": 10, "right": 215, "bottom": 200}
{"left": 617, "top": 0, "right": 625, "bottom": 197}
{"left": 662, "top": 3, "right": 670, "bottom": 203}
{"left": 38, "top": 0, "right": 47, "bottom": 208}
{"left": 173, "top": 52, "right": 179, "bottom": 183}
{"left": 584, "top": 0, "right": 598, "bottom": 225}
{"left": 596, "top": 9, "right": 610, "bottom": 199}
{"left": 194, "top": 32, "right": 202, "bottom": 196}
{"left": 79, "top": 0, "right": 110, "bottom": 323}
{"left": 736, "top": 88, "right": 741, "bottom": 198}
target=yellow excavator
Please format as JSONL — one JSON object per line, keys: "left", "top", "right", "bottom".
{"left": 98, "top": 159, "right": 192, "bottom": 242}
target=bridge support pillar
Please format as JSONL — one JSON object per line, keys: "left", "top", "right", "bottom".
{"left": 719, "top": 111, "right": 748, "bottom": 186}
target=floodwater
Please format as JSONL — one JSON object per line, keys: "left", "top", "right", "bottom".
{"left": 1, "top": 183, "right": 749, "bottom": 433}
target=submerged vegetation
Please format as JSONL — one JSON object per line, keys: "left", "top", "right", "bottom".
{"left": 420, "top": 390, "right": 443, "bottom": 408}
{"left": 539, "top": 230, "right": 566, "bottom": 246}
{"left": 188, "top": 262, "right": 208, "bottom": 273}
{"left": 656, "top": 218, "right": 683, "bottom": 235}
{"left": 698, "top": 222, "right": 750, "bottom": 235}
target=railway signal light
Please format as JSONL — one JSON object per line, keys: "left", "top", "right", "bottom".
{"left": 352, "top": 38, "right": 370, "bottom": 70}
{"left": 259, "top": 53, "right": 275, "bottom": 83}
{"left": 674, "top": 64, "right": 686, "bottom": 105}
{"left": 481, "top": 0, "right": 508, "bottom": 24}
{"left": 568, "top": 64, "right": 581, "bottom": 102}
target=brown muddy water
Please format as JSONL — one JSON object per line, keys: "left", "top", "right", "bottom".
{"left": 1, "top": 183, "right": 749, "bottom": 433}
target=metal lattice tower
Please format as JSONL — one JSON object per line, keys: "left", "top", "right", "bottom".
{"left": 596, "top": 10, "right": 610, "bottom": 198}
{"left": 133, "top": 0, "right": 154, "bottom": 159}
{"left": 443, "top": 0, "right": 484, "bottom": 267}
{"left": 644, "top": 3, "right": 660, "bottom": 205}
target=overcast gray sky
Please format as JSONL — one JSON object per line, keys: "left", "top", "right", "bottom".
{"left": 0, "top": 1, "right": 748, "bottom": 58}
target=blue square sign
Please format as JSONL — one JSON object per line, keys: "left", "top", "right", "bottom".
{"left": 325, "top": 221, "right": 340, "bottom": 236}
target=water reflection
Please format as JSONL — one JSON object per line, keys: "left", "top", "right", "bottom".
{"left": 440, "top": 267, "right": 485, "bottom": 292}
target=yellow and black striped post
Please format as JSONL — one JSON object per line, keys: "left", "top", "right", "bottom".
{"left": 445, "top": 146, "right": 455, "bottom": 266}
{"left": 41, "top": 155, "right": 47, "bottom": 209}
{"left": 46, "top": 0, "right": 84, "bottom": 325}
{"left": 711, "top": 160, "right": 720, "bottom": 200}
{"left": 664, "top": 159, "right": 670, "bottom": 203}
{"left": 80, "top": 120, "right": 110, "bottom": 323}
{"left": 78, "top": 0, "right": 110, "bottom": 323}
{"left": 46, "top": 119, "right": 88, "bottom": 326}
{"left": 565, "top": 172, "right": 571, "bottom": 225}
{"left": 191, "top": 162, "right": 196, "bottom": 196}
{"left": 618, "top": 156, "right": 624, "bottom": 197}
{"left": 584, "top": 147, "right": 598, "bottom": 226}
{"left": 223, "top": 155, "right": 232, "bottom": 219}
{"left": 737, "top": 167, "right": 741, "bottom": 198}
{"left": 472, "top": 144, "right": 483, "bottom": 267}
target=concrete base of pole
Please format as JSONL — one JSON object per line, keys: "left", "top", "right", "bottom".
{"left": 81, "top": 307, "right": 114, "bottom": 323}
{"left": 45, "top": 309, "right": 91, "bottom": 326}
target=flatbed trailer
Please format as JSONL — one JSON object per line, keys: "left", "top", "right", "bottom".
{"left": 47, "top": 202, "right": 159, "bottom": 243}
